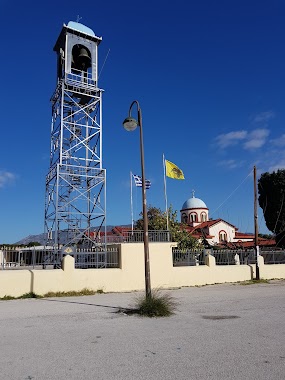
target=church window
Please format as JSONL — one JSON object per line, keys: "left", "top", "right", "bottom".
{"left": 182, "top": 213, "right": 188, "bottom": 223}
{"left": 201, "top": 212, "right": 206, "bottom": 222}
{"left": 219, "top": 230, "right": 227, "bottom": 242}
{"left": 190, "top": 213, "right": 197, "bottom": 222}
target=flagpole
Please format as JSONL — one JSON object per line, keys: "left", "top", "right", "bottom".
{"left": 163, "top": 153, "right": 169, "bottom": 231}
{"left": 130, "top": 171, "right": 134, "bottom": 234}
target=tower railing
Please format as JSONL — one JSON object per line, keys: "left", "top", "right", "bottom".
{"left": 65, "top": 72, "right": 97, "bottom": 91}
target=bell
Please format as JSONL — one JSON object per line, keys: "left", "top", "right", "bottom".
{"left": 77, "top": 47, "right": 91, "bottom": 70}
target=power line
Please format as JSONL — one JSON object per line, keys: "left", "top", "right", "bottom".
{"left": 98, "top": 48, "right": 110, "bottom": 79}
{"left": 211, "top": 170, "right": 252, "bottom": 216}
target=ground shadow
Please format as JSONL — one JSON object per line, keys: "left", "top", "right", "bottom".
{"left": 39, "top": 297, "right": 134, "bottom": 312}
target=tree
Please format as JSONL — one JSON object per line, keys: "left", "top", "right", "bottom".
{"left": 258, "top": 233, "right": 273, "bottom": 239}
{"left": 135, "top": 205, "right": 167, "bottom": 230}
{"left": 134, "top": 205, "right": 201, "bottom": 249}
{"left": 27, "top": 242, "right": 41, "bottom": 247}
{"left": 258, "top": 169, "right": 285, "bottom": 247}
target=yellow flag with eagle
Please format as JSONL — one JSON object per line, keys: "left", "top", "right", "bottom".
{"left": 165, "top": 160, "right": 185, "bottom": 179}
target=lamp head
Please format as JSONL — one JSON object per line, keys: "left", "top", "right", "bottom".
{"left": 123, "top": 117, "right": 138, "bottom": 132}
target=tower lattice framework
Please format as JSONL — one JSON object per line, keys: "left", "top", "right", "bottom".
{"left": 44, "top": 22, "right": 106, "bottom": 254}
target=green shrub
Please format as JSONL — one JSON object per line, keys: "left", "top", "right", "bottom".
{"left": 133, "top": 289, "right": 177, "bottom": 317}
{"left": 43, "top": 288, "right": 96, "bottom": 297}
{"left": 19, "top": 292, "right": 42, "bottom": 299}
{"left": 1, "top": 295, "right": 15, "bottom": 300}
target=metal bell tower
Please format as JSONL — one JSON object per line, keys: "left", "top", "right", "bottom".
{"left": 44, "top": 21, "right": 106, "bottom": 253}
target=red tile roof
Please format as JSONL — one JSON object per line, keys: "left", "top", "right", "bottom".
{"left": 233, "top": 238, "right": 276, "bottom": 248}
{"left": 235, "top": 232, "right": 254, "bottom": 238}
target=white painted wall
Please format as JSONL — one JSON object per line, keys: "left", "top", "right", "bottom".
{"left": 0, "top": 243, "right": 284, "bottom": 298}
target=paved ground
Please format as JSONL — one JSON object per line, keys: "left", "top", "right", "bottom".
{"left": 1, "top": 280, "right": 285, "bottom": 380}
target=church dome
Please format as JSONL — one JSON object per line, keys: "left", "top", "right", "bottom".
{"left": 182, "top": 195, "right": 207, "bottom": 210}
{"left": 67, "top": 21, "right": 96, "bottom": 37}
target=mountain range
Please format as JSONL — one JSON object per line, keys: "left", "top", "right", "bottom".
{"left": 15, "top": 225, "right": 131, "bottom": 245}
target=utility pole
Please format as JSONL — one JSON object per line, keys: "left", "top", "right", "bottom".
{"left": 254, "top": 165, "right": 260, "bottom": 280}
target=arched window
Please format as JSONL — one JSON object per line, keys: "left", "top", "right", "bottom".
{"left": 72, "top": 44, "right": 92, "bottom": 70}
{"left": 190, "top": 213, "right": 197, "bottom": 222}
{"left": 219, "top": 230, "right": 227, "bottom": 242}
{"left": 182, "top": 213, "right": 188, "bottom": 224}
{"left": 200, "top": 212, "right": 207, "bottom": 222}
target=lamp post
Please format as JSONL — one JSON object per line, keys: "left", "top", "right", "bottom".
{"left": 123, "top": 100, "right": 151, "bottom": 298}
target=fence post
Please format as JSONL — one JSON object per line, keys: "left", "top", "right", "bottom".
{"left": 0, "top": 250, "right": 4, "bottom": 270}
{"left": 62, "top": 254, "right": 75, "bottom": 271}
{"left": 204, "top": 248, "right": 216, "bottom": 267}
{"left": 195, "top": 251, "right": 199, "bottom": 266}
{"left": 234, "top": 253, "right": 240, "bottom": 265}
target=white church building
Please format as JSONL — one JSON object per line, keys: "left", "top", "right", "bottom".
{"left": 180, "top": 192, "right": 254, "bottom": 247}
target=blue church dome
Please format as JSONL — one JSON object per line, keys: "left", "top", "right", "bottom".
{"left": 182, "top": 195, "right": 207, "bottom": 210}
{"left": 67, "top": 21, "right": 96, "bottom": 37}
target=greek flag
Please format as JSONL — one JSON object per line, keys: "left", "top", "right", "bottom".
{"left": 133, "top": 174, "right": 151, "bottom": 189}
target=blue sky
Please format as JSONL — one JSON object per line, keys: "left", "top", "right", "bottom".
{"left": 0, "top": 0, "right": 284, "bottom": 243}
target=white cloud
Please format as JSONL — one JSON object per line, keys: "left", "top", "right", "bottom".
{"left": 249, "top": 149, "right": 285, "bottom": 173}
{"left": 214, "top": 128, "right": 269, "bottom": 150}
{"left": 215, "top": 130, "right": 247, "bottom": 149}
{"left": 243, "top": 128, "right": 270, "bottom": 150}
{"left": 268, "top": 161, "right": 285, "bottom": 172}
{"left": 217, "top": 159, "right": 245, "bottom": 169}
{"left": 0, "top": 170, "right": 16, "bottom": 188}
{"left": 253, "top": 111, "right": 275, "bottom": 123}
{"left": 270, "top": 133, "right": 285, "bottom": 147}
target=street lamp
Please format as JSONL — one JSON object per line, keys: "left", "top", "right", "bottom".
{"left": 123, "top": 100, "right": 151, "bottom": 298}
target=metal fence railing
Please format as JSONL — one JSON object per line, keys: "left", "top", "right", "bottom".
{"left": 237, "top": 250, "right": 256, "bottom": 265}
{"left": 2, "top": 246, "right": 285, "bottom": 270}
{"left": 212, "top": 250, "right": 247, "bottom": 265}
{"left": 66, "top": 72, "right": 96, "bottom": 91}
{"left": 0, "top": 247, "right": 120, "bottom": 270}
{"left": 172, "top": 249, "right": 205, "bottom": 266}
{"left": 105, "top": 230, "right": 171, "bottom": 243}
{"left": 260, "top": 250, "right": 285, "bottom": 264}
{"left": 214, "top": 250, "right": 285, "bottom": 265}
{"left": 73, "top": 248, "right": 119, "bottom": 269}
{"left": 172, "top": 248, "right": 285, "bottom": 266}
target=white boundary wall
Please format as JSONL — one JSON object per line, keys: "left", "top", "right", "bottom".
{"left": 0, "top": 243, "right": 284, "bottom": 297}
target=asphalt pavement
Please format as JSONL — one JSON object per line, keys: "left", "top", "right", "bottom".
{"left": 1, "top": 280, "right": 285, "bottom": 380}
